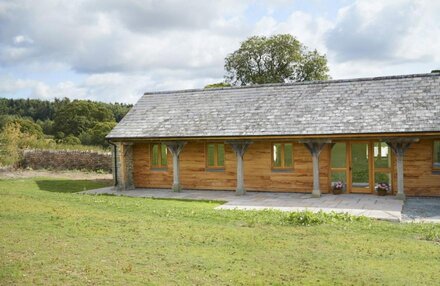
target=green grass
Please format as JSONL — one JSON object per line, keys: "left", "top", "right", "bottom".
{"left": 1, "top": 178, "right": 439, "bottom": 285}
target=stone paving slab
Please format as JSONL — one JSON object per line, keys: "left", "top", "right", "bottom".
{"left": 82, "top": 187, "right": 405, "bottom": 221}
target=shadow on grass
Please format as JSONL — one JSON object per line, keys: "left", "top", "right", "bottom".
{"left": 35, "top": 179, "right": 112, "bottom": 193}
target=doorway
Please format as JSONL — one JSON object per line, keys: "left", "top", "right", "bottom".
{"left": 330, "top": 141, "right": 393, "bottom": 194}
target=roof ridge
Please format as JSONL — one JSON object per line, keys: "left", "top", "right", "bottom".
{"left": 143, "top": 73, "right": 440, "bottom": 96}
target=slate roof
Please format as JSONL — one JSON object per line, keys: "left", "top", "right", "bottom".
{"left": 107, "top": 73, "right": 440, "bottom": 139}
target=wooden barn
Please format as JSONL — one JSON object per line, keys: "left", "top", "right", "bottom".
{"left": 106, "top": 73, "right": 440, "bottom": 199}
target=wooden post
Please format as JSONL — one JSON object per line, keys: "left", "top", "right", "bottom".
{"left": 385, "top": 138, "right": 418, "bottom": 200}
{"left": 164, "top": 141, "right": 187, "bottom": 192}
{"left": 228, "top": 141, "right": 252, "bottom": 195}
{"left": 301, "top": 140, "right": 330, "bottom": 198}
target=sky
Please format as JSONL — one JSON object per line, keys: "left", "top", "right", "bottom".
{"left": 0, "top": 0, "right": 439, "bottom": 104}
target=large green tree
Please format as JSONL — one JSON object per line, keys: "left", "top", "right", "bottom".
{"left": 53, "top": 101, "right": 115, "bottom": 137}
{"left": 225, "top": 34, "right": 330, "bottom": 86}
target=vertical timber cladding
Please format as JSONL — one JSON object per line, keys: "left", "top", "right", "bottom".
{"left": 132, "top": 141, "right": 330, "bottom": 192}
{"left": 400, "top": 139, "right": 440, "bottom": 196}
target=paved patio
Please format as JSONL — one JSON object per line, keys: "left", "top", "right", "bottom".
{"left": 83, "top": 187, "right": 405, "bottom": 221}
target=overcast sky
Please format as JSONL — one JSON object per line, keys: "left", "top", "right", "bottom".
{"left": 0, "top": 0, "right": 439, "bottom": 104}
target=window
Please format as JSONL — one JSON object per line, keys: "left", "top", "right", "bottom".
{"left": 206, "top": 143, "right": 225, "bottom": 169}
{"left": 374, "top": 142, "right": 392, "bottom": 190}
{"left": 434, "top": 141, "right": 440, "bottom": 170}
{"left": 272, "top": 143, "right": 293, "bottom": 169}
{"left": 151, "top": 143, "right": 167, "bottom": 169}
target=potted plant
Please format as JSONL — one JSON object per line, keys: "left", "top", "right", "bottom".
{"left": 375, "top": 182, "right": 390, "bottom": 196}
{"left": 332, "top": 181, "right": 344, "bottom": 195}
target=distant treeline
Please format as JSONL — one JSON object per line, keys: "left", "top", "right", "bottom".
{"left": 0, "top": 97, "right": 132, "bottom": 148}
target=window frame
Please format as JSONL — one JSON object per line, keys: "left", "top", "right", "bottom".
{"left": 205, "top": 143, "right": 225, "bottom": 171}
{"left": 433, "top": 140, "right": 440, "bottom": 171}
{"left": 151, "top": 143, "right": 168, "bottom": 170}
{"left": 271, "top": 142, "right": 294, "bottom": 171}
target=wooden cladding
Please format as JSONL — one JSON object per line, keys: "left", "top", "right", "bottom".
{"left": 131, "top": 139, "right": 440, "bottom": 196}
{"left": 133, "top": 141, "right": 328, "bottom": 193}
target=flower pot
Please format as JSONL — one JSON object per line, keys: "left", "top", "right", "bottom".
{"left": 332, "top": 188, "right": 343, "bottom": 195}
{"left": 377, "top": 189, "right": 387, "bottom": 196}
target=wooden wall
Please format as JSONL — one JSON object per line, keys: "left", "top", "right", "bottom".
{"left": 132, "top": 141, "right": 329, "bottom": 193}
{"left": 403, "top": 139, "right": 440, "bottom": 196}
{"left": 243, "top": 142, "right": 329, "bottom": 192}
{"left": 132, "top": 139, "right": 440, "bottom": 196}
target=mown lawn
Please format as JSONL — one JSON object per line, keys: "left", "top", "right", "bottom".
{"left": 0, "top": 178, "right": 439, "bottom": 285}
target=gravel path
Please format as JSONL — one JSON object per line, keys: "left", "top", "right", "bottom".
{"left": 402, "top": 197, "right": 440, "bottom": 223}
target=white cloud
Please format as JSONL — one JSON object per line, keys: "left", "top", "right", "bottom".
{"left": 0, "top": 72, "right": 223, "bottom": 104}
{"left": 0, "top": 0, "right": 439, "bottom": 103}
{"left": 327, "top": 1, "right": 440, "bottom": 78}
{"left": 253, "top": 11, "right": 333, "bottom": 52}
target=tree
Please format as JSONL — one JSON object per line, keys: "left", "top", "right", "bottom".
{"left": 225, "top": 34, "right": 330, "bottom": 86}
{"left": 79, "top": 122, "right": 116, "bottom": 147}
{"left": 204, "top": 82, "right": 232, "bottom": 89}
{"left": 53, "top": 100, "right": 115, "bottom": 137}
{"left": 0, "top": 115, "right": 44, "bottom": 139}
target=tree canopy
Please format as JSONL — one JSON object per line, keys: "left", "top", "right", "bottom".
{"left": 53, "top": 101, "right": 115, "bottom": 137}
{"left": 204, "top": 82, "right": 232, "bottom": 89}
{"left": 224, "top": 34, "right": 330, "bottom": 86}
{"left": 0, "top": 97, "right": 132, "bottom": 148}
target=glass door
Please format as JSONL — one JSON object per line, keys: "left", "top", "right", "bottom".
{"left": 330, "top": 143, "right": 348, "bottom": 192}
{"left": 350, "top": 142, "right": 372, "bottom": 193}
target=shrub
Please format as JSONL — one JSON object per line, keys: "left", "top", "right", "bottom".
{"left": 0, "top": 122, "right": 22, "bottom": 166}
{"left": 61, "top": 135, "right": 81, "bottom": 145}
{"left": 422, "top": 226, "right": 440, "bottom": 243}
{"left": 282, "top": 211, "right": 367, "bottom": 226}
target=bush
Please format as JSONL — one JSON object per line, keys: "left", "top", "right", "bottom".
{"left": 282, "top": 211, "right": 367, "bottom": 226}
{"left": 61, "top": 135, "right": 81, "bottom": 145}
{"left": 0, "top": 115, "right": 44, "bottom": 139}
{"left": 422, "top": 225, "right": 440, "bottom": 242}
{"left": 0, "top": 123, "right": 22, "bottom": 166}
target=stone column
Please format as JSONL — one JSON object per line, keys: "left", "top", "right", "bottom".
{"left": 228, "top": 140, "right": 252, "bottom": 195}
{"left": 164, "top": 141, "right": 187, "bottom": 192}
{"left": 301, "top": 140, "right": 331, "bottom": 198}
{"left": 385, "top": 138, "right": 418, "bottom": 200}
{"left": 116, "top": 142, "right": 134, "bottom": 191}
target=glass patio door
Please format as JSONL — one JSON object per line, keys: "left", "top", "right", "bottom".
{"left": 330, "top": 143, "right": 348, "bottom": 192}
{"left": 350, "top": 142, "right": 372, "bottom": 193}
{"left": 330, "top": 141, "right": 393, "bottom": 194}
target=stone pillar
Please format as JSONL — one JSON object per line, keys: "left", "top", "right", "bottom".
{"left": 302, "top": 140, "right": 331, "bottom": 198}
{"left": 164, "top": 141, "right": 187, "bottom": 192}
{"left": 385, "top": 138, "right": 418, "bottom": 200}
{"left": 111, "top": 143, "right": 118, "bottom": 187}
{"left": 116, "top": 142, "right": 134, "bottom": 191}
{"left": 228, "top": 140, "right": 252, "bottom": 195}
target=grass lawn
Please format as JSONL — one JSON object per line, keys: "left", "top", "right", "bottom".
{"left": 1, "top": 178, "right": 439, "bottom": 285}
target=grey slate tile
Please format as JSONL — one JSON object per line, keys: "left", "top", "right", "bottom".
{"left": 107, "top": 73, "right": 440, "bottom": 139}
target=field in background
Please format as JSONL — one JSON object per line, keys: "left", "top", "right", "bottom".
{"left": 1, "top": 177, "right": 439, "bottom": 285}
